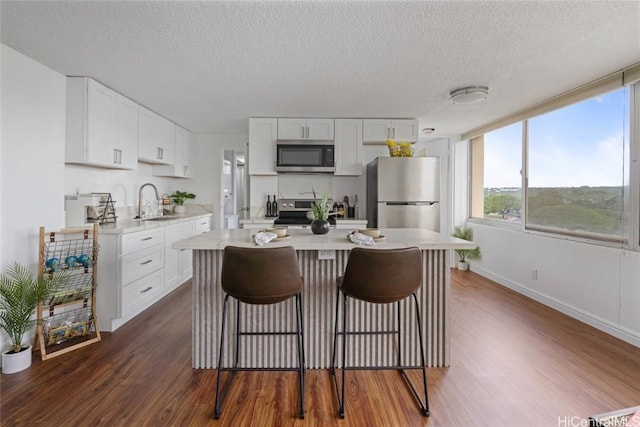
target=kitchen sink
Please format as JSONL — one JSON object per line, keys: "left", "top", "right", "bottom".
{"left": 137, "top": 216, "right": 179, "bottom": 221}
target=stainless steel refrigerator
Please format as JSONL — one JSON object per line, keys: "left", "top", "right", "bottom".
{"left": 366, "top": 157, "right": 440, "bottom": 231}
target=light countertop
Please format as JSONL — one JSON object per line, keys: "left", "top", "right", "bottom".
{"left": 173, "top": 228, "right": 476, "bottom": 251}
{"left": 87, "top": 212, "right": 212, "bottom": 234}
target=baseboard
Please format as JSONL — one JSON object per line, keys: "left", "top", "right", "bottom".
{"left": 470, "top": 266, "right": 640, "bottom": 349}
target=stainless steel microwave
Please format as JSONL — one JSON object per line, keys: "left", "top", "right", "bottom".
{"left": 276, "top": 141, "right": 335, "bottom": 173}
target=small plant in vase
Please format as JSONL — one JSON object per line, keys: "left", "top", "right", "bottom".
{"left": 452, "top": 226, "right": 481, "bottom": 271}
{"left": 170, "top": 191, "right": 195, "bottom": 214}
{"left": 0, "top": 261, "right": 68, "bottom": 373}
{"left": 310, "top": 189, "right": 331, "bottom": 235}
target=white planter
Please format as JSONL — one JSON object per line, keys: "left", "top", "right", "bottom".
{"left": 457, "top": 261, "right": 469, "bottom": 271}
{"left": 174, "top": 205, "right": 186, "bottom": 214}
{"left": 2, "top": 345, "right": 32, "bottom": 374}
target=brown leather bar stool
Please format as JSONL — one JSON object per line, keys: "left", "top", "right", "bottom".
{"left": 330, "top": 246, "right": 429, "bottom": 418}
{"left": 214, "top": 245, "right": 305, "bottom": 419}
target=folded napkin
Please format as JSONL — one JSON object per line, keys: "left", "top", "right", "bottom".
{"left": 253, "top": 231, "right": 277, "bottom": 246}
{"left": 348, "top": 232, "right": 374, "bottom": 246}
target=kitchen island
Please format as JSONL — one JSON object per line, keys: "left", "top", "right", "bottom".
{"left": 173, "top": 228, "right": 475, "bottom": 369}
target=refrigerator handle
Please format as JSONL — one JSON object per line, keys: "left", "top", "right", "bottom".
{"left": 385, "top": 201, "right": 439, "bottom": 206}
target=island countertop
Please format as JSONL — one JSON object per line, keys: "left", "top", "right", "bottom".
{"left": 173, "top": 228, "right": 476, "bottom": 251}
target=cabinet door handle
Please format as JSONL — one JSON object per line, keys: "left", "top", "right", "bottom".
{"left": 140, "top": 286, "right": 153, "bottom": 293}
{"left": 141, "top": 237, "right": 153, "bottom": 241}
{"left": 157, "top": 147, "right": 163, "bottom": 160}
{"left": 140, "top": 259, "right": 153, "bottom": 265}
{"left": 392, "top": 128, "right": 396, "bottom": 139}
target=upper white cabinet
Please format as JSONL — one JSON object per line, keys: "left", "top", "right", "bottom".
{"left": 334, "top": 119, "right": 363, "bottom": 176}
{"left": 362, "top": 119, "right": 419, "bottom": 143}
{"left": 138, "top": 106, "right": 175, "bottom": 165}
{"left": 153, "top": 126, "right": 193, "bottom": 178}
{"left": 66, "top": 77, "right": 138, "bottom": 169}
{"left": 249, "top": 118, "right": 277, "bottom": 175}
{"left": 277, "top": 118, "right": 334, "bottom": 140}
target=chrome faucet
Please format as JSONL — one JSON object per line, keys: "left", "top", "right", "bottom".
{"left": 137, "top": 183, "right": 160, "bottom": 219}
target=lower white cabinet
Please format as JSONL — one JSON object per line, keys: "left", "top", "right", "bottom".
{"left": 194, "top": 216, "right": 211, "bottom": 234}
{"left": 97, "top": 215, "right": 211, "bottom": 332}
{"left": 164, "top": 221, "right": 195, "bottom": 293}
{"left": 122, "top": 269, "right": 165, "bottom": 319}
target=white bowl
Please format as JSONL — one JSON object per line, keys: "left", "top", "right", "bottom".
{"left": 266, "top": 227, "right": 287, "bottom": 237}
{"left": 359, "top": 228, "right": 380, "bottom": 238}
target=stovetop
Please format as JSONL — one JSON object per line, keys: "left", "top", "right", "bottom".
{"left": 273, "top": 198, "right": 336, "bottom": 226}
{"left": 273, "top": 216, "right": 336, "bottom": 226}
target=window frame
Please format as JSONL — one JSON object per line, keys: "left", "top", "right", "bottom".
{"left": 467, "top": 80, "right": 639, "bottom": 251}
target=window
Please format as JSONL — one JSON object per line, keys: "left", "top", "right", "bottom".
{"left": 471, "top": 85, "right": 632, "bottom": 243}
{"left": 527, "top": 88, "right": 630, "bottom": 239}
{"left": 471, "top": 123, "right": 523, "bottom": 222}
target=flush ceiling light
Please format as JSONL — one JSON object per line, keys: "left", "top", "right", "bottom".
{"left": 449, "top": 86, "right": 489, "bottom": 104}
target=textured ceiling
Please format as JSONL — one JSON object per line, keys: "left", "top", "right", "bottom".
{"left": 1, "top": 1, "right": 639, "bottom": 139}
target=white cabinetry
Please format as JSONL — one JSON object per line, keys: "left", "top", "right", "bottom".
{"left": 97, "top": 228, "right": 165, "bottom": 332}
{"left": 363, "top": 119, "right": 419, "bottom": 143}
{"left": 194, "top": 216, "right": 211, "bottom": 234}
{"left": 277, "top": 118, "right": 334, "bottom": 140}
{"left": 138, "top": 106, "right": 175, "bottom": 165}
{"left": 334, "top": 119, "right": 363, "bottom": 176}
{"left": 97, "top": 215, "right": 211, "bottom": 332}
{"left": 249, "top": 118, "right": 278, "bottom": 175}
{"left": 153, "top": 125, "right": 193, "bottom": 178}
{"left": 164, "top": 221, "right": 195, "bottom": 293}
{"left": 66, "top": 77, "right": 138, "bottom": 169}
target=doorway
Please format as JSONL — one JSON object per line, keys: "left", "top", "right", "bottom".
{"left": 221, "top": 149, "right": 247, "bottom": 229}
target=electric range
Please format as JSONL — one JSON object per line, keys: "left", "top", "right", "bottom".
{"left": 273, "top": 199, "right": 336, "bottom": 227}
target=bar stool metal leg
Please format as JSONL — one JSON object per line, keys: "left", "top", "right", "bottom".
{"left": 295, "top": 293, "right": 306, "bottom": 419}
{"left": 413, "top": 293, "right": 430, "bottom": 416}
{"left": 398, "top": 293, "right": 430, "bottom": 416}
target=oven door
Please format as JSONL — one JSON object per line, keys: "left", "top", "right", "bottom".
{"left": 276, "top": 142, "right": 334, "bottom": 173}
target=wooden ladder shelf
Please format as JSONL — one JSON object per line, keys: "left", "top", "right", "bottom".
{"left": 35, "top": 224, "right": 101, "bottom": 360}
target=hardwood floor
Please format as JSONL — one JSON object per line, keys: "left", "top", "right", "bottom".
{"left": 2, "top": 270, "right": 640, "bottom": 426}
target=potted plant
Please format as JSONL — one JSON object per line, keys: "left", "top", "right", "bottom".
{"left": 0, "top": 261, "right": 68, "bottom": 373}
{"left": 170, "top": 191, "right": 195, "bottom": 214}
{"left": 452, "top": 226, "right": 481, "bottom": 271}
{"left": 310, "top": 189, "right": 331, "bottom": 235}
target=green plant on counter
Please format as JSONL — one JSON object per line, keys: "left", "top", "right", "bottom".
{"left": 311, "top": 188, "right": 330, "bottom": 221}
{"left": 452, "top": 226, "right": 482, "bottom": 262}
{"left": 0, "top": 262, "right": 69, "bottom": 353}
{"left": 170, "top": 191, "right": 196, "bottom": 206}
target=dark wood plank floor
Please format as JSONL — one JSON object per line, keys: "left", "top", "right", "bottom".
{"left": 2, "top": 270, "right": 640, "bottom": 426}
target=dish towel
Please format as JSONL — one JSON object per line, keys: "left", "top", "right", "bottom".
{"left": 253, "top": 231, "right": 277, "bottom": 246}
{"left": 348, "top": 232, "right": 374, "bottom": 246}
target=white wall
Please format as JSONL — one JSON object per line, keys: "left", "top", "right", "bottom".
{"left": 0, "top": 44, "right": 67, "bottom": 356}
{"left": 1, "top": 44, "right": 66, "bottom": 270}
{"left": 64, "top": 163, "right": 201, "bottom": 214}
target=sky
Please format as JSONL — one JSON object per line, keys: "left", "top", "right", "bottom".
{"left": 484, "top": 86, "right": 630, "bottom": 188}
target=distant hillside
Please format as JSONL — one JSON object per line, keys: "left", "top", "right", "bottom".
{"left": 484, "top": 186, "right": 626, "bottom": 236}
